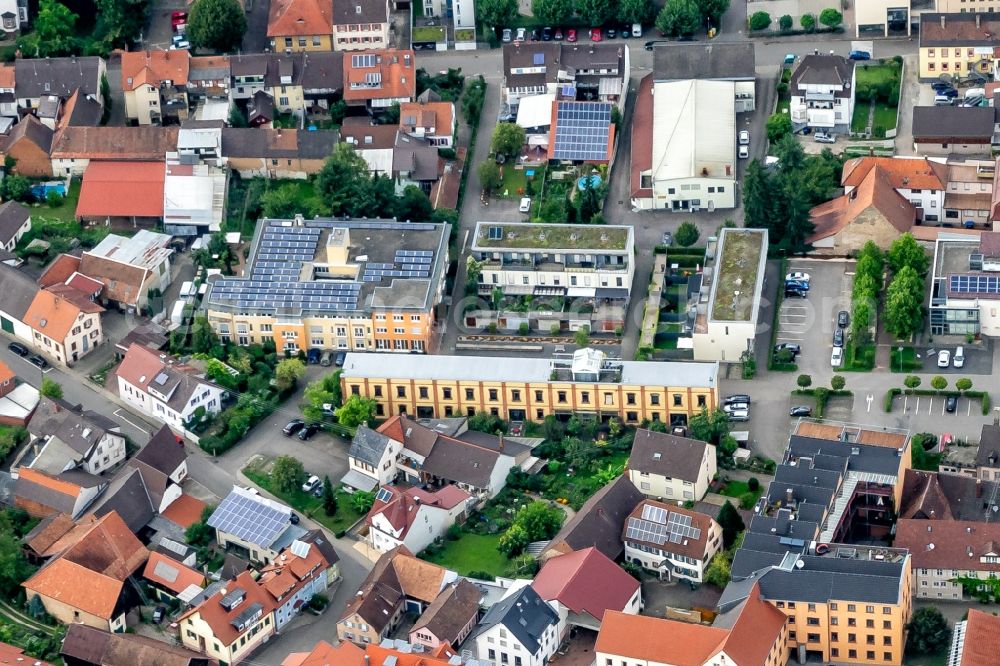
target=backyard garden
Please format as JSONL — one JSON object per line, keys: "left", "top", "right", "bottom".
{"left": 850, "top": 58, "right": 903, "bottom": 138}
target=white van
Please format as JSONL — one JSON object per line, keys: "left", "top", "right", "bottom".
{"left": 965, "top": 88, "right": 985, "bottom": 100}
{"left": 934, "top": 95, "right": 953, "bottom": 106}
{"left": 179, "top": 281, "right": 195, "bottom": 297}
{"left": 953, "top": 345, "right": 965, "bottom": 368}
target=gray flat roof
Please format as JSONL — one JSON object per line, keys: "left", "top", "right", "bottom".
{"left": 653, "top": 42, "right": 756, "bottom": 82}
{"left": 341, "top": 351, "right": 719, "bottom": 388}
{"left": 708, "top": 228, "right": 768, "bottom": 323}
{"left": 471, "top": 221, "right": 633, "bottom": 253}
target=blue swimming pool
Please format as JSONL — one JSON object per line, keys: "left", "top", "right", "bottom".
{"left": 29, "top": 182, "right": 66, "bottom": 199}
{"left": 577, "top": 174, "right": 603, "bottom": 190}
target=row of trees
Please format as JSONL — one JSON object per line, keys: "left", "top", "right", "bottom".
{"left": 851, "top": 241, "right": 884, "bottom": 346}
{"left": 482, "top": 0, "right": 655, "bottom": 29}
{"left": 497, "top": 501, "right": 564, "bottom": 556}
{"left": 904, "top": 375, "right": 974, "bottom": 392}
{"left": 749, "top": 7, "right": 841, "bottom": 32}
{"left": 655, "top": 0, "right": 729, "bottom": 37}
{"left": 883, "top": 233, "right": 928, "bottom": 339}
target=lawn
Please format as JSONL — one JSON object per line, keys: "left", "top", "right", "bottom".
{"left": 889, "top": 346, "right": 921, "bottom": 373}
{"left": 456, "top": 28, "right": 476, "bottom": 41}
{"left": 851, "top": 103, "right": 870, "bottom": 133}
{"left": 873, "top": 101, "right": 898, "bottom": 132}
{"left": 718, "top": 480, "right": 763, "bottom": 501}
{"left": 412, "top": 26, "right": 445, "bottom": 42}
{"left": 776, "top": 98, "right": 789, "bottom": 116}
{"left": 422, "top": 531, "right": 509, "bottom": 577}
{"left": 855, "top": 62, "right": 901, "bottom": 89}
{"left": 243, "top": 467, "right": 365, "bottom": 535}
{"left": 841, "top": 342, "right": 876, "bottom": 372}
{"left": 32, "top": 179, "right": 81, "bottom": 224}
{"left": 540, "top": 451, "right": 628, "bottom": 509}
{"left": 497, "top": 165, "right": 543, "bottom": 200}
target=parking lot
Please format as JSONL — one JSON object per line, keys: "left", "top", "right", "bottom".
{"left": 774, "top": 260, "right": 854, "bottom": 376}
{"left": 895, "top": 340, "right": 993, "bottom": 375}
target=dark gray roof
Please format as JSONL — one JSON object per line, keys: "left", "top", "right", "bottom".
{"left": 0, "top": 201, "right": 29, "bottom": 246}
{"left": 15, "top": 475, "right": 77, "bottom": 514}
{"left": 133, "top": 425, "right": 186, "bottom": 476}
{"left": 392, "top": 132, "right": 439, "bottom": 182}
{"left": 220, "top": 127, "right": 339, "bottom": 159}
{"left": 3, "top": 115, "right": 54, "bottom": 154}
{"left": 14, "top": 56, "right": 104, "bottom": 99}
{"left": 422, "top": 435, "right": 499, "bottom": 489}
{"left": 790, "top": 55, "right": 853, "bottom": 98}
{"left": 913, "top": 106, "right": 995, "bottom": 141}
{"left": 349, "top": 424, "right": 392, "bottom": 466}
{"left": 90, "top": 467, "right": 155, "bottom": 533}
{"left": 302, "top": 52, "right": 344, "bottom": 91}
{"left": 28, "top": 398, "right": 118, "bottom": 457}
{"left": 546, "top": 475, "right": 643, "bottom": 560}
{"left": 469, "top": 585, "right": 558, "bottom": 652}
{"left": 788, "top": 435, "right": 903, "bottom": 477}
{"left": 301, "top": 528, "right": 339, "bottom": 565}
{"left": 977, "top": 424, "right": 1000, "bottom": 467}
{"left": 65, "top": 92, "right": 104, "bottom": 127}
{"left": 61, "top": 624, "right": 210, "bottom": 666}
{"left": 0, "top": 264, "right": 38, "bottom": 319}
{"left": 628, "top": 429, "right": 711, "bottom": 482}
{"left": 757, "top": 557, "right": 905, "bottom": 605}
{"left": 333, "top": 0, "right": 388, "bottom": 27}
{"left": 502, "top": 43, "right": 624, "bottom": 91}
{"left": 653, "top": 42, "right": 756, "bottom": 81}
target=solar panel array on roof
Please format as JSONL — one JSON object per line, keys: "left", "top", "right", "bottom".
{"left": 625, "top": 507, "right": 702, "bottom": 546}
{"left": 375, "top": 487, "right": 393, "bottom": 503}
{"left": 360, "top": 249, "right": 432, "bottom": 283}
{"left": 207, "top": 489, "right": 291, "bottom": 548}
{"left": 950, "top": 274, "right": 1000, "bottom": 294}
{"left": 551, "top": 101, "right": 612, "bottom": 162}
{"left": 532, "top": 52, "right": 545, "bottom": 65}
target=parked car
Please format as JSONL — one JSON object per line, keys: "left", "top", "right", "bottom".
{"left": 848, "top": 50, "right": 871, "bottom": 60}
{"left": 774, "top": 343, "right": 801, "bottom": 356}
{"left": 723, "top": 403, "right": 749, "bottom": 415}
{"left": 170, "top": 35, "right": 190, "bottom": 49}
{"left": 301, "top": 475, "right": 321, "bottom": 493}
{"left": 605, "top": 27, "right": 616, "bottom": 39}
{"left": 814, "top": 131, "right": 836, "bottom": 143}
{"left": 590, "top": 28, "right": 602, "bottom": 41}
{"left": 334, "top": 351, "right": 347, "bottom": 367}
{"left": 502, "top": 28, "right": 512, "bottom": 42}
{"left": 724, "top": 394, "right": 751, "bottom": 405}
{"left": 833, "top": 328, "right": 844, "bottom": 347}
{"left": 661, "top": 231, "right": 673, "bottom": 246}
{"left": 831, "top": 346, "right": 844, "bottom": 368}
{"left": 738, "top": 130, "right": 750, "bottom": 145}
{"left": 785, "top": 279, "right": 810, "bottom": 291}
{"left": 528, "top": 28, "right": 538, "bottom": 40}
{"left": 289, "top": 512, "right": 300, "bottom": 525}
{"left": 152, "top": 605, "right": 166, "bottom": 624}
{"left": 727, "top": 409, "right": 750, "bottom": 422}
{"left": 298, "top": 423, "right": 320, "bottom": 441}
{"left": 644, "top": 39, "right": 669, "bottom": 50}
{"left": 785, "top": 271, "right": 810, "bottom": 282}
{"left": 307, "top": 348, "right": 322, "bottom": 364}
{"left": 320, "top": 350, "right": 333, "bottom": 366}
{"left": 566, "top": 28, "right": 577, "bottom": 42}
{"left": 954, "top": 346, "right": 965, "bottom": 368}
{"left": 632, "top": 22, "right": 642, "bottom": 37}
{"left": 554, "top": 28, "right": 563, "bottom": 40}
{"left": 7, "top": 341, "right": 28, "bottom": 357}
{"left": 937, "top": 349, "right": 951, "bottom": 367}
{"left": 28, "top": 355, "right": 47, "bottom": 369}
{"left": 541, "top": 26, "right": 553, "bottom": 40}
{"left": 931, "top": 81, "right": 954, "bottom": 92}
{"left": 837, "top": 310, "right": 850, "bottom": 328}
{"left": 518, "top": 197, "right": 532, "bottom": 213}
{"left": 283, "top": 419, "right": 305, "bottom": 436}
{"left": 783, "top": 53, "right": 796, "bottom": 64}
{"left": 515, "top": 27, "right": 526, "bottom": 41}
{"left": 789, "top": 405, "right": 812, "bottom": 417}
{"left": 938, "top": 87, "right": 959, "bottom": 98}
{"left": 738, "top": 145, "right": 749, "bottom": 159}
{"left": 785, "top": 287, "right": 808, "bottom": 298}
{"left": 934, "top": 95, "right": 954, "bottom": 106}
{"left": 946, "top": 395, "right": 958, "bottom": 413}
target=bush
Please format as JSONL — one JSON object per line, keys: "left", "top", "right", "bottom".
{"left": 831, "top": 375, "right": 846, "bottom": 391}
{"left": 819, "top": 7, "right": 842, "bottom": 28}
{"left": 748, "top": 477, "right": 760, "bottom": 492}
{"left": 518, "top": 322, "right": 530, "bottom": 335}
{"left": 778, "top": 14, "right": 792, "bottom": 30}
{"left": 931, "top": 376, "right": 947, "bottom": 391}
{"left": 797, "top": 374, "right": 812, "bottom": 389}
{"left": 446, "top": 524, "right": 462, "bottom": 541}
{"left": 777, "top": 82, "right": 788, "bottom": 94}
{"left": 749, "top": 11, "right": 771, "bottom": 30}
{"left": 675, "top": 221, "right": 700, "bottom": 247}
{"left": 800, "top": 13, "right": 815, "bottom": 30}
{"left": 739, "top": 492, "right": 757, "bottom": 509}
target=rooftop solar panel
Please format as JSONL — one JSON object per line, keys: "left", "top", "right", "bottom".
{"left": 950, "top": 274, "right": 1000, "bottom": 294}
{"left": 551, "top": 101, "right": 613, "bottom": 162}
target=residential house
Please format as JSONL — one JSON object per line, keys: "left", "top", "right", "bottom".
{"left": 340, "top": 116, "right": 398, "bottom": 174}
{"left": 842, "top": 156, "right": 948, "bottom": 222}
{"left": 919, "top": 13, "right": 1000, "bottom": 80}
{"left": 0, "top": 359, "right": 33, "bottom": 427}
{"left": 337, "top": 547, "right": 457, "bottom": 644}
{"left": 895, "top": 519, "right": 1000, "bottom": 599}
{"left": 258, "top": 531, "right": 340, "bottom": 628}
{"left": 205, "top": 217, "right": 450, "bottom": 354}
{"left": 282, "top": 640, "right": 465, "bottom": 666}
{"left": 500, "top": 43, "right": 629, "bottom": 109}
{"left": 976, "top": 423, "right": 1000, "bottom": 481}
{"left": 207, "top": 486, "right": 307, "bottom": 565}
{"left": 332, "top": 0, "right": 390, "bottom": 51}
{"left": 547, "top": 99, "right": 616, "bottom": 164}
{"left": 134, "top": 424, "right": 188, "bottom": 493}
{"left": 531, "top": 547, "right": 641, "bottom": 634}
{"left": 949, "top": 608, "right": 1000, "bottom": 666}
{"left": 248, "top": 91, "right": 274, "bottom": 126}
{"left": 50, "top": 126, "right": 179, "bottom": 177}
{"left": 55, "top": 89, "right": 104, "bottom": 129}
{"left": 469, "top": 585, "right": 561, "bottom": 666}
{"left": 899, "top": 469, "right": 1000, "bottom": 519}
{"left": 627, "top": 429, "right": 717, "bottom": 501}
{"left": 913, "top": 106, "right": 997, "bottom": 156}
{"left": 652, "top": 42, "right": 756, "bottom": 112}
{"left": 300, "top": 50, "right": 345, "bottom": 109}
{"left": 343, "top": 424, "right": 398, "bottom": 492}
{"left": 364, "top": 483, "right": 472, "bottom": 554}
{"left": 420, "top": 0, "right": 474, "bottom": 43}
{"left": 944, "top": 159, "right": 994, "bottom": 227}
{"left": 87, "top": 465, "right": 157, "bottom": 534}
{"left": 268, "top": 0, "right": 333, "bottom": 52}
{"left": 596, "top": 585, "right": 789, "bottom": 666}
{"left": 623, "top": 500, "right": 723, "bottom": 583}
{"left": 392, "top": 131, "right": 441, "bottom": 193}
{"left": 0, "top": 201, "right": 30, "bottom": 252}
{"left": 220, "top": 127, "right": 339, "bottom": 178}
{"left": 0, "top": 263, "right": 41, "bottom": 346}
{"left": 789, "top": 54, "right": 856, "bottom": 131}
{"left": 13, "top": 467, "right": 106, "bottom": 518}
{"left": 14, "top": 57, "right": 105, "bottom": 112}
{"left": 400, "top": 100, "right": 455, "bottom": 147}
{"left": 22, "top": 511, "right": 148, "bottom": 632}
{"left": 61, "top": 624, "right": 211, "bottom": 666}
{"left": 629, "top": 76, "right": 737, "bottom": 212}
{"left": 0, "top": 0, "right": 26, "bottom": 35}
{"left": 342, "top": 50, "right": 416, "bottom": 111}
{"left": 121, "top": 50, "right": 191, "bottom": 126}
{"left": 177, "top": 123, "right": 223, "bottom": 163}
{"left": 23, "top": 397, "right": 125, "bottom": 476}
{"left": 79, "top": 230, "right": 173, "bottom": 314}
{"left": 188, "top": 55, "right": 231, "bottom": 103}
{"left": 0, "top": 63, "right": 15, "bottom": 116}
{"left": 0, "top": 643, "right": 49, "bottom": 666}
{"left": 228, "top": 53, "right": 306, "bottom": 114}
{"left": 467, "top": 222, "right": 635, "bottom": 334}
{"left": 115, "top": 343, "right": 225, "bottom": 431}
{"left": 0, "top": 114, "right": 54, "bottom": 177}
{"left": 408, "top": 579, "right": 481, "bottom": 650}
{"left": 76, "top": 161, "right": 166, "bottom": 227}
{"left": 22, "top": 286, "right": 104, "bottom": 365}
{"left": 178, "top": 570, "right": 277, "bottom": 664}
{"left": 142, "top": 550, "right": 206, "bottom": 602}
{"left": 541, "top": 475, "right": 643, "bottom": 562}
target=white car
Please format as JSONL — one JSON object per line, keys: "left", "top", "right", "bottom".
{"left": 738, "top": 145, "right": 749, "bottom": 159}
{"left": 814, "top": 132, "right": 836, "bottom": 144}
{"left": 515, "top": 27, "right": 526, "bottom": 41}
{"left": 954, "top": 346, "right": 965, "bottom": 368}
{"left": 937, "top": 349, "right": 951, "bottom": 367}
{"left": 831, "top": 346, "right": 843, "bottom": 368}
{"left": 727, "top": 409, "right": 750, "bottom": 422}
{"left": 301, "top": 475, "right": 321, "bottom": 493}
{"left": 722, "top": 402, "right": 749, "bottom": 413}
{"left": 785, "top": 271, "right": 810, "bottom": 283}
{"left": 738, "top": 130, "right": 750, "bottom": 145}
{"left": 519, "top": 197, "right": 531, "bottom": 213}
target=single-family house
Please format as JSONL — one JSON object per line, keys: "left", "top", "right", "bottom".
{"left": 121, "top": 50, "right": 191, "bottom": 126}
{"left": 789, "top": 54, "right": 855, "bottom": 131}
{"left": 333, "top": 0, "right": 390, "bottom": 51}
{"left": 0, "top": 201, "right": 30, "bottom": 252}
{"left": 188, "top": 55, "right": 231, "bottom": 102}
{"left": 342, "top": 50, "right": 415, "bottom": 111}
{"left": 22, "top": 287, "right": 104, "bottom": 366}
{"left": 399, "top": 100, "right": 455, "bottom": 147}
{"left": 268, "top": 0, "right": 333, "bottom": 52}
{"left": 14, "top": 57, "right": 105, "bottom": 112}
{"left": 0, "top": 114, "right": 54, "bottom": 177}
{"left": 627, "top": 429, "right": 716, "bottom": 501}
{"left": 469, "top": 585, "right": 561, "bottom": 666}
{"left": 408, "top": 579, "right": 481, "bottom": 650}
{"left": 24, "top": 397, "right": 125, "bottom": 476}
{"left": 207, "top": 486, "right": 307, "bottom": 565}
{"left": 842, "top": 156, "right": 947, "bottom": 222}
{"left": 343, "top": 423, "right": 397, "bottom": 492}
{"left": 220, "top": 127, "right": 339, "bottom": 179}
{"left": 56, "top": 89, "right": 104, "bottom": 129}
{"left": 60, "top": 624, "right": 212, "bottom": 666}
{"left": 78, "top": 230, "right": 173, "bottom": 314}
{"left": 542, "top": 475, "right": 643, "bottom": 562}
{"left": 13, "top": 467, "right": 106, "bottom": 519}
{"left": 364, "top": 483, "right": 472, "bottom": 554}
{"left": 258, "top": 531, "right": 340, "bottom": 629}
{"left": 622, "top": 500, "right": 723, "bottom": 583}
{"left": 22, "top": 511, "right": 148, "bottom": 632}
{"left": 142, "top": 550, "right": 206, "bottom": 602}
{"left": 913, "top": 106, "right": 998, "bottom": 156}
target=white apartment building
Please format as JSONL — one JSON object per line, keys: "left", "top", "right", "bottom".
{"left": 789, "top": 54, "right": 856, "bottom": 131}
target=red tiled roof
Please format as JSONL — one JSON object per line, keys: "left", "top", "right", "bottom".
{"left": 268, "top": 0, "right": 332, "bottom": 37}
{"left": 37, "top": 253, "right": 82, "bottom": 288}
{"left": 0, "top": 360, "right": 13, "bottom": 386}
{"left": 77, "top": 161, "right": 165, "bottom": 219}
{"left": 365, "top": 484, "right": 471, "bottom": 540}
{"left": 716, "top": 585, "right": 788, "bottom": 665}
{"left": 179, "top": 570, "right": 276, "bottom": 647}
{"left": 960, "top": 608, "right": 1000, "bottom": 666}
{"left": 0, "top": 640, "right": 53, "bottom": 666}
{"left": 596, "top": 611, "right": 729, "bottom": 666}
{"left": 160, "top": 493, "right": 207, "bottom": 529}
{"left": 841, "top": 156, "right": 947, "bottom": 191}
{"left": 343, "top": 50, "right": 415, "bottom": 102}
{"left": 531, "top": 547, "right": 639, "bottom": 622}
{"left": 281, "top": 641, "right": 365, "bottom": 666}
{"left": 65, "top": 272, "right": 105, "bottom": 295}
{"left": 808, "top": 166, "right": 915, "bottom": 243}
{"left": 121, "top": 50, "right": 191, "bottom": 91}
{"left": 23, "top": 288, "right": 96, "bottom": 341}
{"left": 142, "top": 551, "right": 206, "bottom": 595}
{"left": 895, "top": 518, "right": 1000, "bottom": 571}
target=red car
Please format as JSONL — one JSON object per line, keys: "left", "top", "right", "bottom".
{"left": 589, "top": 28, "right": 602, "bottom": 41}
{"left": 171, "top": 11, "right": 187, "bottom": 28}
{"left": 566, "top": 28, "right": 577, "bottom": 42}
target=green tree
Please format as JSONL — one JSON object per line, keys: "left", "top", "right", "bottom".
{"left": 797, "top": 374, "right": 812, "bottom": 388}
{"left": 491, "top": 123, "right": 527, "bottom": 157}
{"left": 185, "top": 506, "right": 216, "bottom": 547}
{"left": 498, "top": 523, "right": 530, "bottom": 556}
{"left": 573, "top": 325, "right": 590, "bottom": 347}
{"left": 906, "top": 607, "right": 951, "bottom": 655}
{"left": 271, "top": 455, "right": 306, "bottom": 493}
{"left": 765, "top": 113, "right": 792, "bottom": 142}
{"left": 187, "top": 0, "right": 248, "bottom": 51}
{"left": 382, "top": 102, "right": 400, "bottom": 125}
{"left": 749, "top": 10, "right": 771, "bottom": 30}
{"left": 467, "top": 411, "right": 505, "bottom": 433}
{"left": 274, "top": 358, "right": 306, "bottom": 392}
{"left": 742, "top": 160, "right": 773, "bottom": 232}
{"left": 322, "top": 476, "right": 337, "bottom": 516}
{"left": 704, "top": 550, "right": 731, "bottom": 587}
{"left": 95, "top": 0, "right": 149, "bottom": 48}
{"left": 778, "top": 14, "right": 792, "bottom": 29}
{"left": 780, "top": 183, "right": 815, "bottom": 254}
{"left": 337, "top": 394, "right": 377, "bottom": 428}
{"left": 0, "top": 532, "right": 33, "bottom": 595}
{"left": 261, "top": 184, "right": 308, "bottom": 219}
{"left": 477, "top": 0, "right": 518, "bottom": 26}
{"left": 655, "top": 0, "right": 700, "bottom": 36}
{"left": 39, "top": 378, "right": 63, "bottom": 400}
{"left": 800, "top": 13, "right": 815, "bottom": 30}
{"left": 302, "top": 371, "right": 342, "bottom": 422}
{"left": 1, "top": 174, "right": 30, "bottom": 201}
{"left": 850, "top": 301, "right": 874, "bottom": 346}
{"left": 931, "top": 376, "right": 947, "bottom": 391}
{"left": 533, "top": 0, "right": 574, "bottom": 24}
{"left": 689, "top": 407, "right": 730, "bottom": 445}
{"left": 717, "top": 501, "right": 745, "bottom": 548}
{"left": 229, "top": 106, "right": 248, "bottom": 128}
{"left": 904, "top": 375, "right": 921, "bottom": 389}
{"left": 675, "top": 221, "right": 700, "bottom": 247}
{"left": 831, "top": 375, "right": 846, "bottom": 391}
{"left": 887, "top": 233, "right": 929, "bottom": 275}
{"left": 17, "top": 0, "right": 79, "bottom": 57}
{"left": 315, "top": 143, "right": 375, "bottom": 217}
{"left": 956, "top": 378, "right": 973, "bottom": 392}
{"left": 576, "top": 178, "right": 603, "bottom": 222}
{"left": 351, "top": 491, "right": 376, "bottom": 514}
{"left": 575, "top": 0, "right": 613, "bottom": 26}
{"left": 883, "top": 265, "right": 924, "bottom": 338}
{"left": 617, "top": 0, "right": 653, "bottom": 24}
{"left": 515, "top": 501, "right": 564, "bottom": 541}
{"left": 397, "top": 185, "right": 433, "bottom": 222}
{"left": 700, "top": 0, "right": 730, "bottom": 24}
{"left": 477, "top": 160, "right": 502, "bottom": 193}
{"left": 819, "top": 7, "right": 842, "bottom": 28}
{"left": 191, "top": 316, "right": 218, "bottom": 353}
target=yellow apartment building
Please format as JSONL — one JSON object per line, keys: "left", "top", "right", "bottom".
{"left": 339, "top": 348, "right": 720, "bottom": 424}
{"left": 918, "top": 13, "right": 1000, "bottom": 79}
{"left": 205, "top": 217, "right": 449, "bottom": 355}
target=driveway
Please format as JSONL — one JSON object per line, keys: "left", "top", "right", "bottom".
{"left": 142, "top": 0, "right": 188, "bottom": 51}
{"left": 894, "top": 55, "right": 920, "bottom": 155}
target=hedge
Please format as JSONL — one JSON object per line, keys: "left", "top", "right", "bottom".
{"left": 884, "top": 387, "right": 991, "bottom": 415}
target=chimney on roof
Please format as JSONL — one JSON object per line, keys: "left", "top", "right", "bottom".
{"left": 977, "top": 14, "right": 982, "bottom": 29}
{"left": 786, "top": 488, "right": 793, "bottom": 504}
{"left": 941, "top": 14, "right": 946, "bottom": 30}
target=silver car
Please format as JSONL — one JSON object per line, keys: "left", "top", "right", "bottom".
{"left": 814, "top": 132, "right": 836, "bottom": 144}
